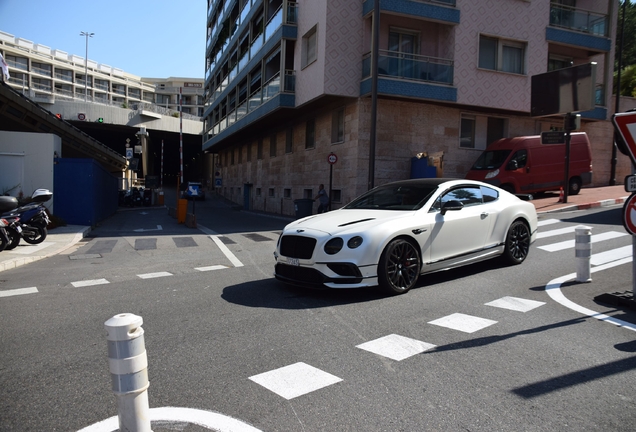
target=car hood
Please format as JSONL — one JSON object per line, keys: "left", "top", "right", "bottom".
{"left": 285, "top": 209, "right": 415, "bottom": 236}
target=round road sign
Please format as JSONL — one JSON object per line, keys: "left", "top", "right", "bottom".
{"left": 78, "top": 113, "right": 86, "bottom": 121}
{"left": 622, "top": 193, "right": 636, "bottom": 235}
{"left": 328, "top": 153, "right": 337, "bottom": 165}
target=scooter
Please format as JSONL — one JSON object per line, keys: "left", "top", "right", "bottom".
{"left": 0, "top": 189, "right": 52, "bottom": 245}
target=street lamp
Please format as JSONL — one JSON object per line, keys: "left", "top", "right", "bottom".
{"left": 80, "top": 31, "right": 94, "bottom": 102}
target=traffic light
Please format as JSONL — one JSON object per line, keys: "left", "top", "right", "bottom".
{"left": 97, "top": 117, "right": 104, "bottom": 123}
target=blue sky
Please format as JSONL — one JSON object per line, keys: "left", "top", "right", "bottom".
{"left": 0, "top": 0, "right": 207, "bottom": 78}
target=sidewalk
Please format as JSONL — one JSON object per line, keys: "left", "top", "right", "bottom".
{"left": 0, "top": 184, "right": 631, "bottom": 274}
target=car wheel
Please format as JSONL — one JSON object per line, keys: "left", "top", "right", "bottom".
{"left": 503, "top": 220, "right": 530, "bottom": 265}
{"left": 568, "top": 177, "right": 582, "bottom": 195}
{"left": 378, "top": 238, "right": 421, "bottom": 294}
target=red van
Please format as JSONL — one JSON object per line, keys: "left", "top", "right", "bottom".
{"left": 465, "top": 132, "right": 593, "bottom": 195}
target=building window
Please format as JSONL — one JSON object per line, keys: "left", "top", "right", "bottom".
{"left": 331, "top": 108, "right": 345, "bottom": 143}
{"left": 548, "top": 54, "right": 573, "bottom": 71}
{"left": 305, "top": 119, "right": 315, "bottom": 149}
{"left": 270, "top": 134, "right": 277, "bottom": 157}
{"left": 478, "top": 35, "right": 526, "bottom": 74}
{"left": 460, "top": 113, "right": 508, "bottom": 150}
{"left": 301, "top": 25, "right": 318, "bottom": 69}
{"left": 303, "top": 188, "right": 313, "bottom": 199}
{"left": 331, "top": 189, "right": 342, "bottom": 203}
{"left": 257, "top": 139, "right": 263, "bottom": 159}
{"left": 284, "top": 188, "right": 291, "bottom": 198}
{"left": 286, "top": 127, "right": 293, "bottom": 153}
{"left": 268, "top": 188, "right": 275, "bottom": 197}
{"left": 256, "top": 187, "right": 261, "bottom": 196}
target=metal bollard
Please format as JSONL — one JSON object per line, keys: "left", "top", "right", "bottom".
{"left": 104, "top": 313, "right": 151, "bottom": 432}
{"left": 575, "top": 225, "right": 592, "bottom": 283}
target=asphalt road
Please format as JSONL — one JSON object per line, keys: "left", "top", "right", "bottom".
{"left": 0, "top": 198, "right": 635, "bottom": 431}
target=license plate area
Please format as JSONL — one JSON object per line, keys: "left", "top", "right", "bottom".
{"left": 286, "top": 257, "right": 300, "bottom": 266}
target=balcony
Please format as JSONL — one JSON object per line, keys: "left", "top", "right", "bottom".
{"left": 362, "top": 0, "right": 459, "bottom": 25}
{"left": 547, "top": 4, "right": 611, "bottom": 52}
{"left": 361, "top": 50, "right": 456, "bottom": 102}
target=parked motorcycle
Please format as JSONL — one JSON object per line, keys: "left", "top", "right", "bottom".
{"left": 0, "top": 189, "right": 52, "bottom": 246}
{"left": 1, "top": 215, "right": 22, "bottom": 250}
{"left": 0, "top": 218, "right": 11, "bottom": 251}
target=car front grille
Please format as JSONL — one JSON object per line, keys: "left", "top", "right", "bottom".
{"left": 275, "top": 263, "right": 326, "bottom": 287}
{"left": 280, "top": 235, "right": 316, "bottom": 259}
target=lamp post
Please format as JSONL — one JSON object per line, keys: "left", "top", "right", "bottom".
{"left": 80, "top": 31, "right": 94, "bottom": 102}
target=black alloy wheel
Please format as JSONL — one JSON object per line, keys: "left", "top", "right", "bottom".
{"left": 503, "top": 220, "right": 530, "bottom": 265}
{"left": 378, "top": 238, "right": 421, "bottom": 294}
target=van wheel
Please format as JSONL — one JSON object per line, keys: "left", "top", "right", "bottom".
{"left": 568, "top": 177, "right": 582, "bottom": 195}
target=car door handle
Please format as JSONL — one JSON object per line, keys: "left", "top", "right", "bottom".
{"left": 481, "top": 212, "right": 488, "bottom": 220}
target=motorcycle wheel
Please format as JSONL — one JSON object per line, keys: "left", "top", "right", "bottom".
{"left": 4, "top": 227, "right": 21, "bottom": 250}
{"left": 22, "top": 226, "right": 47, "bottom": 245}
{"left": 0, "top": 229, "right": 7, "bottom": 251}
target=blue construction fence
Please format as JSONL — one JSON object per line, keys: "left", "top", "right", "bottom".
{"left": 53, "top": 158, "right": 118, "bottom": 226}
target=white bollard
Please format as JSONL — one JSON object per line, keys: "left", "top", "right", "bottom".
{"left": 104, "top": 313, "right": 152, "bottom": 432}
{"left": 575, "top": 225, "right": 592, "bottom": 283}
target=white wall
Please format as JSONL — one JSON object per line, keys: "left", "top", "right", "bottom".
{"left": 0, "top": 131, "right": 60, "bottom": 213}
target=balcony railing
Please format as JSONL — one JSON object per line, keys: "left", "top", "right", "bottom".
{"left": 549, "top": 4, "right": 608, "bottom": 37}
{"left": 31, "top": 65, "right": 52, "bottom": 77}
{"left": 54, "top": 72, "right": 73, "bottom": 82}
{"left": 5, "top": 59, "right": 28, "bottom": 71}
{"left": 362, "top": 50, "right": 454, "bottom": 85}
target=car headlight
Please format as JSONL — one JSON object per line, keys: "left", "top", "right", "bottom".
{"left": 347, "top": 236, "right": 363, "bottom": 249}
{"left": 485, "top": 169, "right": 499, "bottom": 179}
{"left": 324, "top": 237, "right": 344, "bottom": 255}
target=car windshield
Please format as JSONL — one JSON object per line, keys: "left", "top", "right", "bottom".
{"left": 471, "top": 150, "right": 511, "bottom": 170}
{"left": 344, "top": 184, "right": 438, "bottom": 210}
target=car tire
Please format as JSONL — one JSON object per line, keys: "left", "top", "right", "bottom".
{"left": 378, "top": 238, "right": 421, "bottom": 294}
{"left": 568, "top": 177, "right": 582, "bottom": 195}
{"left": 503, "top": 220, "right": 530, "bottom": 265}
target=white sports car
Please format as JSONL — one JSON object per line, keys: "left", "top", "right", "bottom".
{"left": 274, "top": 178, "right": 537, "bottom": 294}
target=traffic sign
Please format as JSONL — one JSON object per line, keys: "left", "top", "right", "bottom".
{"left": 623, "top": 193, "right": 636, "bottom": 235}
{"left": 214, "top": 178, "right": 222, "bottom": 187}
{"left": 78, "top": 113, "right": 86, "bottom": 121}
{"left": 612, "top": 111, "right": 636, "bottom": 166}
{"left": 328, "top": 153, "right": 337, "bottom": 165}
{"left": 126, "top": 148, "right": 133, "bottom": 159}
{"left": 625, "top": 175, "right": 636, "bottom": 193}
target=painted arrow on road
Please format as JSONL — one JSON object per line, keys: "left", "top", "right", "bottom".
{"left": 133, "top": 225, "right": 163, "bottom": 232}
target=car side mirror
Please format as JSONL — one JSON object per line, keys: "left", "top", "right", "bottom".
{"left": 441, "top": 200, "right": 464, "bottom": 215}
{"left": 506, "top": 160, "right": 518, "bottom": 170}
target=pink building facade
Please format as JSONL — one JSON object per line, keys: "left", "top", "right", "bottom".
{"left": 203, "top": 0, "right": 630, "bottom": 216}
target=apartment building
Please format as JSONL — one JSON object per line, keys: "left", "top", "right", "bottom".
{"left": 0, "top": 31, "right": 204, "bottom": 119}
{"left": 202, "top": 0, "right": 629, "bottom": 216}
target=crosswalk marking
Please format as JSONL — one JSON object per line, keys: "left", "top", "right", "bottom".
{"left": 537, "top": 218, "right": 561, "bottom": 227}
{"left": 356, "top": 334, "right": 436, "bottom": 361}
{"left": 538, "top": 231, "right": 628, "bottom": 252}
{"left": 591, "top": 245, "right": 633, "bottom": 266}
{"left": 71, "top": 278, "right": 110, "bottom": 288}
{"left": 536, "top": 226, "right": 577, "bottom": 239}
{"left": 0, "top": 287, "right": 38, "bottom": 297}
{"left": 485, "top": 296, "right": 545, "bottom": 312}
{"left": 428, "top": 313, "right": 498, "bottom": 333}
{"left": 138, "top": 271, "right": 173, "bottom": 279}
{"left": 195, "top": 265, "right": 228, "bottom": 272}
{"left": 249, "top": 362, "right": 342, "bottom": 400}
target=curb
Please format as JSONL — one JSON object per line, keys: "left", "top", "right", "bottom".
{"left": 538, "top": 197, "right": 628, "bottom": 214}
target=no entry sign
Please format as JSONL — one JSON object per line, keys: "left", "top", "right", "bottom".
{"left": 623, "top": 193, "right": 636, "bottom": 236}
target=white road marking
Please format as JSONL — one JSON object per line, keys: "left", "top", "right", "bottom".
{"left": 485, "top": 296, "right": 545, "bottom": 312}
{"left": 249, "top": 362, "right": 342, "bottom": 400}
{"left": 133, "top": 225, "right": 162, "bottom": 232}
{"left": 590, "top": 245, "right": 632, "bottom": 266}
{"left": 197, "top": 223, "right": 244, "bottom": 268}
{"left": 138, "top": 271, "right": 173, "bottom": 279}
{"left": 538, "top": 231, "right": 628, "bottom": 252}
{"left": 0, "top": 287, "right": 38, "bottom": 297}
{"left": 537, "top": 219, "right": 561, "bottom": 227}
{"left": 545, "top": 258, "right": 636, "bottom": 332}
{"left": 536, "top": 226, "right": 576, "bottom": 239}
{"left": 428, "top": 313, "right": 498, "bottom": 333}
{"left": 195, "top": 265, "right": 228, "bottom": 272}
{"left": 71, "top": 279, "right": 110, "bottom": 288}
{"left": 356, "top": 334, "right": 436, "bottom": 361}
{"left": 78, "top": 406, "right": 263, "bottom": 432}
